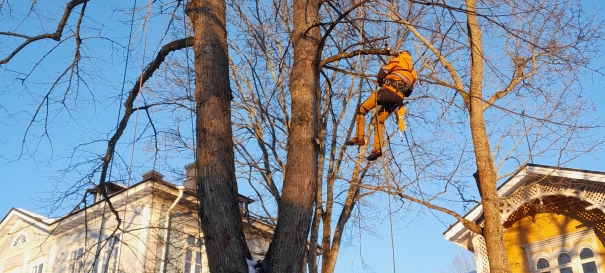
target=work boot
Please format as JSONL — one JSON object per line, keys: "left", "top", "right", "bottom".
{"left": 367, "top": 149, "right": 382, "bottom": 161}
{"left": 345, "top": 137, "right": 365, "bottom": 146}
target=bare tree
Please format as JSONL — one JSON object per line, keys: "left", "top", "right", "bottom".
{"left": 440, "top": 249, "right": 476, "bottom": 273}
{"left": 185, "top": 0, "right": 252, "bottom": 271}
{"left": 377, "top": 0, "right": 605, "bottom": 272}
{"left": 2, "top": 0, "right": 604, "bottom": 273}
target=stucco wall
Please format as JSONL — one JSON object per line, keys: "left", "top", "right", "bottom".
{"left": 504, "top": 210, "right": 605, "bottom": 273}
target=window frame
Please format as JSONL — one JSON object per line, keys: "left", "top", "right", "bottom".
{"left": 29, "top": 259, "right": 44, "bottom": 273}
{"left": 68, "top": 246, "right": 85, "bottom": 273}
{"left": 579, "top": 247, "right": 599, "bottom": 273}
{"left": 94, "top": 233, "right": 121, "bottom": 273}
{"left": 183, "top": 234, "right": 203, "bottom": 273}
{"left": 537, "top": 257, "right": 550, "bottom": 270}
{"left": 11, "top": 232, "right": 27, "bottom": 248}
{"left": 523, "top": 229, "right": 604, "bottom": 273}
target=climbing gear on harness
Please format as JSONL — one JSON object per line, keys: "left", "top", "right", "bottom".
{"left": 367, "top": 149, "right": 383, "bottom": 161}
{"left": 385, "top": 79, "right": 412, "bottom": 97}
{"left": 389, "top": 72, "right": 412, "bottom": 88}
{"left": 345, "top": 137, "right": 365, "bottom": 146}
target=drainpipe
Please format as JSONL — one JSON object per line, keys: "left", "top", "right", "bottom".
{"left": 160, "top": 186, "right": 185, "bottom": 273}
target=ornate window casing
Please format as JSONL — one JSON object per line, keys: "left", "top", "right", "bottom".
{"left": 11, "top": 233, "right": 27, "bottom": 248}
{"left": 522, "top": 229, "right": 603, "bottom": 273}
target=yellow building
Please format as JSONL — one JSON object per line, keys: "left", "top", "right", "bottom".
{"left": 445, "top": 164, "right": 605, "bottom": 273}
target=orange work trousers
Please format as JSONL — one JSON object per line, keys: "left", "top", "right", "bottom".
{"left": 354, "top": 87, "right": 404, "bottom": 151}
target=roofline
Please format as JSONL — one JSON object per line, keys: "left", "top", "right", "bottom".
{"left": 49, "top": 179, "right": 179, "bottom": 226}
{"left": 0, "top": 208, "right": 54, "bottom": 233}
{"left": 443, "top": 164, "right": 605, "bottom": 241}
{"left": 0, "top": 171, "right": 263, "bottom": 233}
{"left": 527, "top": 163, "right": 605, "bottom": 176}
{"left": 443, "top": 164, "right": 530, "bottom": 237}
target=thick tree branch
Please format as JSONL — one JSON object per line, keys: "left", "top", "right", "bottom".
{"left": 394, "top": 190, "right": 483, "bottom": 234}
{"left": 319, "top": 48, "right": 394, "bottom": 68}
{"left": 98, "top": 37, "right": 193, "bottom": 186}
{"left": 483, "top": 55, "right": 538, "bottom": 110}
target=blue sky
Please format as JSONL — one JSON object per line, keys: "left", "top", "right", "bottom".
{"left": 1, "top": 1, "right": 605, "bottom": 272}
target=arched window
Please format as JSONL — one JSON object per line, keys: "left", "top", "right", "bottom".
{"left": 580, "top": 247, "right": 598, "bottom": 273}
{"left": 537, "top": 258, "right": 550, "bottom": 269}
{"left": 12, "top": 234, "right": 26, "bottom": 247}
{"left": 558, "top": 253, "right": 572, "bottom": 273}
{"left": 523, "top": 229, "right": 603, "bottom": 273}
{"left": 580, "top": 248, "right": 594, "bottom": 259}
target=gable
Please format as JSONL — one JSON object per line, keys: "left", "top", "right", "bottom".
{"left": 444, "top": 164, "right": 605, "bottom": 249}
{"left": 0, "top": 209, "right": 53, "bottom": 255}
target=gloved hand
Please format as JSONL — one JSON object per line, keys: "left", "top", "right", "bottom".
{"left": 377, "top": 78, "right": 384, "bottom": 87}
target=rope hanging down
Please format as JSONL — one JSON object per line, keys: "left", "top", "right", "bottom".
{"left": 95, "top": 0, "right": 139, "bottom": 270}
{"left": 115, "top": 0, "right": 154, "bottom": 270}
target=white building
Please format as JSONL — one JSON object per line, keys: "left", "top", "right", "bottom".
{"left": 0, "top": 168, "right": 272, "bottom": 273}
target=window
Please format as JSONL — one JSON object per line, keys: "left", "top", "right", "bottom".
{"left": 533, "top": 250, "right": 600, "bottom": 273}
{"left": 537, "top": 257, "right": 550, "bottom": 272}
{"left": 95, "top": 233, "right": 121, "bottom": 273}
{"left": 68, "top": 247, "right": 84, "bottom": 273}
{"left": 579, "top": 248, "right": 598, "bottom": 273}
{"left": 557, "top": 253, "right": 573, "bottom": 273}
{"left": 30, "top": 262, "right": 43, "bottom": 273}
{"left": 183, "top": 235, "right": 203, "bottom": 273}
{"left": 12, "top": 234, "right": 26, "bottom": 247}
{"left": 523, "top": 229, "right": 603, "bottom": 273}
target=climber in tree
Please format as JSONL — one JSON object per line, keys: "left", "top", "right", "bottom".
{"left": 345, "top": 50, "right": 418, "bottom": 161}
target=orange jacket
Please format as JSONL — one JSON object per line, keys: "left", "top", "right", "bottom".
{"left": 378, "top": 51, "right": 417, "bottom": 87}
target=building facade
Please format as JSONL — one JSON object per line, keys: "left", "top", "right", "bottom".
{"left": 445, "top": 164, "right": 605, "bottom": 273}
{"left": 0, "top": 169, "right": 272, "bottom": 273}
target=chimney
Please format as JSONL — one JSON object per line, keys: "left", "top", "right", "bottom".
{"left": 184, "top": 163, "right": 197, "bottom": 190}
{"left": 142, "top": 170, "right": 164, "bottom": 182}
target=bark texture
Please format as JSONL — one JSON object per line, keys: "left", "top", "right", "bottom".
{"left": 261, "top": 0, "right": 321, "bottom": 271}
{"left": 186, "top": 0, "right": 250, "bottom": 272}
{"left": 466, "top": 0, "right": 512, "bottom": 272}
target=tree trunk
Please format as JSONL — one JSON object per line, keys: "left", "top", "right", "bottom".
{"left": 186, "top": 0, "right": 250, "bottom": 272}
{"left": 262, "top": 0, "right": 321, "bottom": 271}
{"left": 466, "top": 0, "right": 511, "bottom": 272}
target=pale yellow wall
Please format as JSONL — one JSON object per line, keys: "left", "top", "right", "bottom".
{"left": 504, "top": 211, "right": 605, "bottom": 273}
{"left": 0, "top": 184, "right": 271, "bottom": 273}
{"left": 0, "top": 217, "right": 56, "bottom": 272}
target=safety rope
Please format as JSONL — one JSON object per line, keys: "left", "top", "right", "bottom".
{"left": 368, "top": 73, "right": 397, "bottom": 273}
{"left": 108, "top": 0, "right": 139, "bottom": 189}
{"left": 114, "top": 1, "right": 153, "bottom": 271}
{"left": 94, "top": 0, "right": 138, "bottom": 270}
{"left": 384, "top": 152, "right": 397, "bottom": 273}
